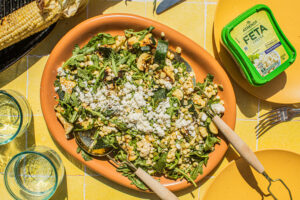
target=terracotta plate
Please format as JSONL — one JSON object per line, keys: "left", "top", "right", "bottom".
{"left": 40, "top": 14, "right": 236, "bottom": 192}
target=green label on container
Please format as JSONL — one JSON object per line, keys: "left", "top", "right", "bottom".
{"left": 230, "top": 10, "right": 288, "bottom": 77}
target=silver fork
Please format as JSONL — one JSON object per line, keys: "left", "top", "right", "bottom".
{"left": 256, "top": 107, "right": 300, "bottom": 138}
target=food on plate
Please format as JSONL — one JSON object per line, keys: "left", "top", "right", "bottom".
{"left": 54, "top": 26, "right": 225, "bottom": 189}
{"left": 0, "top": 0, "right": 88, "bottom": 51}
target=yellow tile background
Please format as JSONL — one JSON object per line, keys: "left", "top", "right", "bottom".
{"left": 1, "top": 0, "right": 299, "bottom": 199}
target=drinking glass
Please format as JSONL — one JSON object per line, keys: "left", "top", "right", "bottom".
{"left": 0, "top": 90, "right": 32, "bottom": 145}
{"left": 4, "top": 146, "right": 65, "bottom": 200}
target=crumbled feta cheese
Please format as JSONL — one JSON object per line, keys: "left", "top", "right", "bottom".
{"left": 176, "top": 143, "right": 181, "bottom": 149}
{"left": 153, "top": 123, "right": 165, "bottom": 137}
{"left": 57, "top": 67, "right": 66, "bottom": 76}
{"left": 189, "top": 130, "right": 196, "bottom": 137}
{"left": 176, "top": 115, "right": 192, "bottom": 129}
{"left": 61, "top": 84, "right": 67, "bottom": 92}
{"left": 211, "top": 103, "right": 225, "bottom": 115}
{"left": 126, "top": 112, "right": 153, "bottom": 133}
{"left": 126, "top": 75, "right": 132, "bottom": 81}
{"left": 200, "top": 112, "right": 208, "bottom": 122}
{"left": 163, "top": 80, "right": 173, "bottom": 90}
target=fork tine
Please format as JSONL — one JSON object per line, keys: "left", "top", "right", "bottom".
{"left": 256, "top": 115, "right": 280, "bottom": 134}
{"left": 256, "top": 120, "right": 280, "bottom": 137}
{"left": 255, "top": 113, "right": 279, "bottom": 129}
{"left": 256, "top": 113, "right": 280, "bottom": 131}
{"left": 259, "top": 108, "right": 281, "bottom": 118}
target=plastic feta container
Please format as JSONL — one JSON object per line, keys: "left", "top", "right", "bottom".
{"left": 221, "top": 4, "right": 297, "bottom": 86}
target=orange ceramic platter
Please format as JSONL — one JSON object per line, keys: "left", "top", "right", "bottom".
{"left": 40, "top": 14, "right": 236, "bottom": 192}
{"left": 214, "top": 0, "right": 300, "bottom": 104}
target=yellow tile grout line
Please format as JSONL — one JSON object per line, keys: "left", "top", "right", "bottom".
{"left": 236, "top": 118, "right": 257, "bottom": 121}
{"left": 26, "top": 56, "right": 29, "bottom": 149}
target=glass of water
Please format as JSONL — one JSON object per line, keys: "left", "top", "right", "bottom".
{"left": 4, "top": 146, "right": 65, "bottom": 200}
{"left": 0, "top": 90, "right": 32, "bottom": 145}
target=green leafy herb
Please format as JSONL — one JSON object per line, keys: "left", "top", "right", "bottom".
{"left": 57, "top": 89, "right": 65, "bottom": 100}
{"left": 154, "top": 39, "right": 168, "bottom": 64}
{"left": 153, "top": 153, "right": 167, "bottom": 173}
{"left": 117, "top": 165, "right": 148, "bottom": 190}
{"left": 190, "top": 162, "right": 204, "bottom": 180}
{"left": 204, "top": 134, "right": 220, "bottom": 151}
{"left": 152, "top": 88, "right": 167, "bottom": 107}
{"left": 110, "top": 52, "right": 118, "bottom": 76}
{"left": 81, "top": 149, "right": 92, "bottom": 161}
{"left": 63, "top": 54, "right": 85, "bottom": 68}
{"left": 175, "top": 168, "right": 197, "bottom": 187}
{"left": 76, "top": 146, "right": 81, "bottom": 154}
{"left": 124, "top": 26, "right": 155, "bottom": 41}
{"left": 77, "top": 68, "right": 90, "bottom": 80}
{"left": 111, "top": 119, "right": 128, "bottom": 131}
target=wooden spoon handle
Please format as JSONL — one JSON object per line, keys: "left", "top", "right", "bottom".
{"left": 135, "top": 168, "right": 179, "bottom": 200}
{"left": 213, "top": 115, "right": 265, "bottom": 174}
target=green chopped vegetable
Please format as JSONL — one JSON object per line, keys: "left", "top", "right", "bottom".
{"left": 153, "top": 153, "right": 167, "bottom": 173}
{"left": 154, "top": 39, "right": 168, "bottom": 64}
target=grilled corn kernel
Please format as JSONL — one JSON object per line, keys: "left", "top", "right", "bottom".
{"left": 176, "top": 47, "right": 182, "bottom": 54}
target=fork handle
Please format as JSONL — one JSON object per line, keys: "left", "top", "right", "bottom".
{"left": 213, "top": 115, "right": 265, "bottom": 174}
{"left": 135, "top": 168, "right": 179, "bottom": 200}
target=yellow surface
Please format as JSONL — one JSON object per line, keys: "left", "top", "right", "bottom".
{"left": 0, "top": 0, "right": 299, "bottom": 199}
{"left": 203, "top": 149, "right": 300, "bottom": 200}
{"left": 214, "top": 0, "right": 300, "bottom": 104}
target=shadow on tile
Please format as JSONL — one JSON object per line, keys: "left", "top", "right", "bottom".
{"left": 225, "top": 145, "right": 240, "bottom": 163}
{"left": 49, "top": 132, "right": 85, "bottom": 172}
{"left": 0, "top": 54, "right": 44, "bottom": 90}
{"left": 233, "top": 82, "right": 258, "bottom": 118}
{"left": 0, "top": 57, "right": 27, "bottom": 89}
{"left": 87, "top": 174, "right": 160, "bottom": 200}
{"left": 235, "top": 155, "right": 270, "bottom": 199}
{"left": 50, "top": 169, "right": 68, "bottom": 200}
{"left": 87, "top": 0, "right": 123, "bottom": 18}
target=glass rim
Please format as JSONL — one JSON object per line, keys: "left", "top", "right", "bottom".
{"left": 4, "top": 151, "right": 59, "bottom": 200}
{"left": 0, "top": 90, "right": 23, "bottom": 145}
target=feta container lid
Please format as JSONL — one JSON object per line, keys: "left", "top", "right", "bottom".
{"left": 221, "top": 4, "right": 297, "bottom": 86}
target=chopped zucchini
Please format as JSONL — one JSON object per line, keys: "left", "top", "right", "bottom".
{"left": 209, "top": 122, "right": 218, "bottom": 135}
{"left": 154, "top": 39, "right": 168, "bottom": 64}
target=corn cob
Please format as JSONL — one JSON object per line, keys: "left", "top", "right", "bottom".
{"left": 0, "top": 0, "right": 88, "bottom": 51}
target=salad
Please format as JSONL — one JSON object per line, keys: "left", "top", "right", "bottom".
{"left": 54, "top": 26, "right": 225, "bottom": 189}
